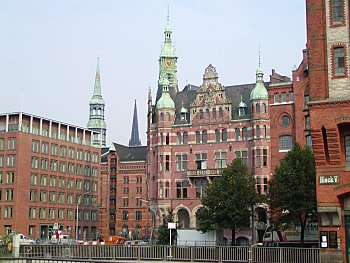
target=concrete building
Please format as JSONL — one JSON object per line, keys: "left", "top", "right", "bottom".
{"left": 0, "top": 112, "right": 101, "bottom": 240}
{"left": 306, "top": 0, "right": 350, "bottom": 261}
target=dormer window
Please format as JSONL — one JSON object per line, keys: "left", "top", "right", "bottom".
{"left": 199, "top": 109, "right": 203, "bottom": 120}
{"left": 219, "top": 107, "right": 223, "bottom": 118}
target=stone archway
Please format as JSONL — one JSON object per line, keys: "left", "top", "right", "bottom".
{"left": 177, "top": 209, "right": 190, "bottom": 229}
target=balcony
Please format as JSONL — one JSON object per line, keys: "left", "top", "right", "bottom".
{"left": 186, "top": 169, "right": 223, "bottom": 178}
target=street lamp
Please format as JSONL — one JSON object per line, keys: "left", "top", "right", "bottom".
{"left": 75, "top": 191, "right": 92, "bottom": 240}
{"left": 141, "top": 199, "right": 151, "bottom": 242}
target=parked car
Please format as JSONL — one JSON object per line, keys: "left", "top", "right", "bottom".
{"left": 17, "top": 234, "right": 35, "bottom": 245}
{"left": 124, "top": 240, "right": 150, "bottom": 247}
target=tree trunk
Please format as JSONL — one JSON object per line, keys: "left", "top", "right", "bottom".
{"left": 300, "top": 219, "right": 306, "bottom": 247}
{"left": 231, "top": 227, "right": 236, "bottom": 246}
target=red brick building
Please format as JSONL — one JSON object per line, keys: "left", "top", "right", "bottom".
{"left": 306, "top": 0, "right": 350, "bottom": 261}
{"left": 0, "top": 112, "right": 101, "bottom": 240}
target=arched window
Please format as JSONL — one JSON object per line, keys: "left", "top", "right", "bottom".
{"left": 160, "top": 113, "right": 164, "bottom": 121}
{"left": 183, "top": 132, "right": 188, "bottom": 145}
{"left": 202, "top": 131, "right": 208, "bottom": 144}
{"left": 122, "top": 211, "right": 129, "bottom": 221}
{"left": 263, "top": 125, "right": 267, "bottom": 138}
{"left": 222, "top": 129, "right": 227, "bottom": 142}
{"left": 166, "top": 112, "right": 170, "bottom": 121}
{"left": 262, "top": 103, "right": 267, "bottom": 113}
{"left": 256, "top": 125, "right": 260, "bottom": 138}
{"left": 215, "top": 130, "right": 220, "bottom": 143}
{"left": 212, "top": 108, "right": 217, "bottom": 118}
{"left": 235, "top": 128, "right": 240, "bottom": 141}
{"left": 256, "top": 103, "right": 260, "bottom": 113}
{"left": 279, "top": 135, "right": 293, "bottom": 151}
{"left": 176, "top": 132, "right": 181, "bottom": 145}
{"left": 196, "top": 131, "right": 201, "bottom": 144}
{"left": 206, "top": 109, "right": 210, "bottom": 119}
{"left": 160, "top": 133, "right": 163, "bottom": 145}
{"left": 242, "top": 127, "right": 248, "bottom": 141}
{"left": 281, "top": 115, "right": 291, "bottom": 126}
{"left": 166, "top": 133, "right": 170, "bottom": 145}
{"left": 199, "top": 109, "right": 203, "bottom": 120}
{"left": 219, "top": 107, "right": 223, "bottom": 117}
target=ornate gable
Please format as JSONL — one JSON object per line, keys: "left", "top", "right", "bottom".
{"left": 190, "top": 65, "right": 232, "bottom": 123}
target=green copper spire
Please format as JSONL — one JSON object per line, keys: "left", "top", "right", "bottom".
{"left": 87, "top": 57, "right": 107, "bottom": 147}
{"left": 157, "top": 8, "right": 178, "bottom": 101}
{"left": 250, "top": 49, "right": 268, "bottom": 101}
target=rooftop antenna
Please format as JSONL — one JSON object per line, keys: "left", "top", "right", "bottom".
{"left": 167, "top": 5, "right": 170, "bottom": 23}
{"left": 258, "top": 42, "right": 261, "bottom": 67}
{"left": 20, "top": 89, "right": 24, "bottom": 113}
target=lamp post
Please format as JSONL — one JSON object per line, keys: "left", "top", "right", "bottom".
{"left": 75, "top": 191, "right": 91, "bottom": 240}
{"left": 141, "top": 199, "right": 151, "bottom": 242}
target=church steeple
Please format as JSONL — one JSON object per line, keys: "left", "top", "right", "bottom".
{"left": 156, "top": 8, "right": 178, "bottom": 102}
{"left": 129, "top": 100, "right": 141, "bottom": 147}
{"left": 87, "top": 57, "right": 107, "bottom": 147}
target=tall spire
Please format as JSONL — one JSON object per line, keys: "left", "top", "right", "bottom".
{"left": 129, "top": 100, "right": 141, "bottom": 147}
{"left": 156, "top": 8, "right": 178, "bottom": 102}
{"left": 87, "top": 57, "right": 107, "bottom": 147}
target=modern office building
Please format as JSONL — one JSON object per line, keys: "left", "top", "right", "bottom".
{"left": 0, "top": 112, "right": 101, "bottom": 240}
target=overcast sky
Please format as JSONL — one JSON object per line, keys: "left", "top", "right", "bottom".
{"left": 0, "top": 0, "right": 306, "bottom": 146}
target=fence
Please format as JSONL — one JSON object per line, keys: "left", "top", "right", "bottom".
{"left": 13, "top": 245, "right": 321, "bottom": 263}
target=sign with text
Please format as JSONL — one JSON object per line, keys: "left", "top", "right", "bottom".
{"left": 319, "top": 175, "right": 339, "bottom": 185}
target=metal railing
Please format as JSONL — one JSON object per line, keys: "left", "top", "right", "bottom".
{"left": 13, "top": 245, "right": 321, "bottom": 263}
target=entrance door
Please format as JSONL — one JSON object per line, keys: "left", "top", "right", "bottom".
{"left": 345, "top": 216, "right": 350, "bottom": 262}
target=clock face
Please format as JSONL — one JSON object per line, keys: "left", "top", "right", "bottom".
{"left": 165, "top": 59, "right": 173, "bottom": 67}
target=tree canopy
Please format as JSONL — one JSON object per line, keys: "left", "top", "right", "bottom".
{"left": 268, "top": 143, "right": 317, "bottom": 246}
{"left": 196, "top": 158, "right": 260, "bottom": 245}
{"left": 156, "top": 209, "right": 177, "bottom": 245}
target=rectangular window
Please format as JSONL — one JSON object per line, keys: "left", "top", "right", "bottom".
{"left": 7, "top": 138, "right": 16, "bottom": 150}
{"left": 51, "top": 144, "right": 58, "bottom": 156}
{"left": 40, "top": 191, "right": 47, "bottom": 202}
{"left": 30, "top": 174, "right": 38, "bottom": 185}
{"left": 195, "top": 178, "right": 207, "bottom": 198}
{"left": 32, "top": 140, "right": 39, "bottom": 153}
{"left": 123, "top": 197, "right": 129, "bottom": 207}
{"left": 256, "top": 149, "right": 261, "bottom": 167}
{"left": 40, "top": 175, "right": 47, "bottom": 187}
{"left": 50, "top": 160, "right": 58, "bottom": 172}
{"left": 41, "top": 142, "right": 49, "bottom": 155}
{"left": 0, "top": 156, "right": 3, "bottom": 168}
{"left": 59, "top": 162, "right": 66, "bottom": 173}
{"left": 274, "top": 93, "right": 279, "bottom": 103}
{"left": 6, "top": 172, "right": 14, "bottom": 184}
{"left": 58, "top": 193, "right": 65, "bottom": 204}
{"left": 41, "top": 158, "right": 48, "bottom": 170}
{"left": 5, "top": 189, "right": 14, "bottom": 201}
{"left": 29, "top": 208, "right": 36, "bottom": 219}
{"left": 263, "top": 149, "right": 268, "bottom": 167}
{"left": 69, "top": 148, "right": 75, "bottom": 159}
{"left": 215, "top": 151, "right": 227, "bottom": 168}
{"left": 165, "top": 155, "right": 170, "bottom": 171}
{"left": 58, "top": 209, "right": 64, "bottom": 220}
{"left": 281, "top": 92, "right": 287, "bottom": 103}
{"left": 6, "top": 155, "right": 15, "bottom": 167}
{"left": 176, "top": 180, "right": 188, "bottom": 198}
{"left": 289, "top": 92, "right": 294, "bottom": 102}
{"left": 39, "top": 208, "right": 46, "bottom": 219}
{"left": 67, "top": 210, "right": 73, "bottom": 220}
{"left": 332, "top": 0, "right": 343, "bottom": 23}
{"left": 165, "top": 181, "right": 170, "bottom": 198}
{"left": 235, "top": 150, "right": 248, "bottom": 165}
{"left": 0, "top": 139, "right": 4, "bottom": 150}
{"left": 59, "top": 146, "right": 67, "bottom": 157}
{"left": 176, "top": 153, "right": 188, "bottom": 171}
{"left": 4, "top": 206, "right": 13, "bottom": 218}
{"left": 30, "top": 190, "right": 37, "bottom": 202}
{"left": 334, "top": 47, "right": 345, "bottom": 74}
{"left": 49, "top": 192, "right": 56, "bottom": 203}
{"left": 195, "top": 152, "right": 207, "bottom": 170}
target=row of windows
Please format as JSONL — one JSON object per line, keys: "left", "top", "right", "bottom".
{"left": 0, "top": 138, "right": 16, "bottom": 151}
{"left": 27, "top": 207, "right": 98, "bottom": 221}
{"left": 251, "top": 103, "right": 268, "bottom": 114}
{"left": 198, "top": 107, "right": 224, "bottom": 120}
{"left": 0, "top": 155, "right": 15, "bottom": 168}
{"left": 273, "top": 92, "right": 294, "bottom": 104}
{"left": 0, "top": 172, "right": 14, "bottom": 184}
{"left": 31, "top": 140, "right": 99, "bottom": 162}
{"left": 30, "top": 157, "right": 98, "bottom": 177}
{"left": 27, "top": 190, "right": 98, "bottom": 205}
{"left": 122, "top": 211, "right": 144, "bottom": 221}
{"left": 30, "top": 174, "right": 97, "bottom": 191}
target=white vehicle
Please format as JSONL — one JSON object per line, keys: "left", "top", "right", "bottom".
{"left": 51, "top": 234, "right": 69, "bottom": 244}
{"left": 17, "top": 234, "right": 35, "bottom": 245}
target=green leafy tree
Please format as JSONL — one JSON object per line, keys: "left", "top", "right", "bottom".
{"left": 268, "top": 143, "right": 317, "bottom": 247}
{"left": 156, "top": 209, "right": 177, "bottom": 245}
{"left": 196, "top": 158, "right": 260, "bottom": 245}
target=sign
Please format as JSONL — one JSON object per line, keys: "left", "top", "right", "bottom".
{"left": 319, "top": 175, "right": 339, "bottom": 185}
{"left": 53, "top": 223, "right": 59, "bottom": 230}
{"left": 168, "top": 223, "right": 176, "bottom": 229}
{"left": 320, "top": 231, "right": 328, "bottom": 248}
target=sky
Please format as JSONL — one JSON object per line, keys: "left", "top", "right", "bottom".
{"left": 0, "top": 0, "right": 307, "bottom": 146}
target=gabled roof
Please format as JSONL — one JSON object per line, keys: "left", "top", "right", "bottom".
{"left": 107, "top": 143, "right": 147, "bottom": 162}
